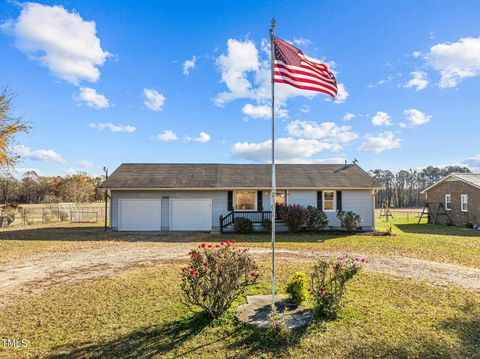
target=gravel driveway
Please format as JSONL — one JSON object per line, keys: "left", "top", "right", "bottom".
{"left": 1, "top": 242, "right": 479, "bottom": 306}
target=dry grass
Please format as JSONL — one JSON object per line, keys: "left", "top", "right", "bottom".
{"left": 0, "top": 260, "right": 478, "bottom": 358}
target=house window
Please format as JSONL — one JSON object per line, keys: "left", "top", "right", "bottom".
{"left": 445, "top": 194, "right": 451, "bottom": 210}
{"left": 323, "top": 191, "right": 335, "bottom": 211}
{"left": 234, "top": 191, "right": 257, "bottom": 210}
{"left": 461, "top": 194, "right": 468, "bottom": 212}
{"left": 264, "top": 191, "right": 286, "bottom": 206}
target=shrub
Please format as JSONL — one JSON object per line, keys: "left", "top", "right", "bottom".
{"left": 310, "top": 255, "right": 366, "bottom": 319}
{"left": 336, "top": 210, "right": 361, "bottom": 231}
{"left": 261, "top": 218, "right": 272, "bottom": 232}
{"left": 305, "top": 206, "right": 328, "bottom": 231}
{"left": 181, "top": 240, "right": 259, "bottom": 319}
{"left": 234, "top": 217, "right": 253, "bottom": 234}
{"left": 277, "top": 204, "right": 306, "bottom": 232}
{"left": 285, "top": 272, "right": 308, "bottom": 305}
{"left": 466, "top": 222, "right": 474, "bottom": 229}
{"left": 267, "top": 305, "right": 290, "bottom": 340}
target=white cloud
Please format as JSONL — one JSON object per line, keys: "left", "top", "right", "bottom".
{"left": 241, "top": 103, "right": 288, "bottom": 119}
{"left": 334, "top": 83, "right": 349, "bottom": 103}
{"left": 2, "top": 2, "right": 110, "bottom": 84}
{"left": 404, "top": 108, "right": 431, "bottom": 126}
{"left": 412, "top": 51, "right": 422, "bottom": 58}
{"left": 404, "top": 71, "right": 428, "bottom": 91}
{"left": 182, "top": 55, "right": 196, "bottom": 75}
{"left": 185, "top": 131, "right": 211, "bottom": 143}
{"left": 230, "top": 137, "right": 341, "bottom": 163}
{"left": 371, "top": 111, "right": 392, "bottom": 126}
{"left": 194, "top": 131, "right": 211, "bottom": 143}
{"left": 15, "top": 145, "right": 66, "bottom": 164}
{"left": 343, "top": 112, "right": 356, "bottom": 121}
{"left": 214, "top": 39, "right": 260, "bottom": 106}
{"left": 79, "top": 160, "right": 95, "bottom": 169}
{"left": 286, "top": 120, "right": 358, "bottom": 143}
{"left": 358, "top": 131, "right": 401, "bottom": 153}
{"left": 368, "top": 75, "right": 394, "bottom": 88}
{"left": 425, "top": 37, "right": 480, "bottom": 88}
{"left": 155, "top": 130, "right": 177, "bottom": 142}
{"left": 462, "top": 155, "right": 480, "bottom": 170}
{"left": 89, "top": 122, "right": 136, "bottom": 133}
{"left": 292, "top": 37, "right": 313, "bottom": 47}
{"left": 399, "top": 122, "right": 407, "bottom": 128}
{"left": 76, "top": 87, "right": 109, "bottom": 109}
{"left": 143, "top": 88, "right": 166, "bottom": 111}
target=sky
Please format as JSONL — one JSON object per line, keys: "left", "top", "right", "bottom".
{"left": 1, "top": 0, "right": 479, "bottom": 177}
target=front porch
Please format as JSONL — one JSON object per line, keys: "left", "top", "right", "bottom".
{"left": 219, "top": 210, "right": 286, "bottom": 233}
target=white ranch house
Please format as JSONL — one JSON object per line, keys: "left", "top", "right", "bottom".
{"left": 100, "top": 163, "right": 378, "bottom": 232}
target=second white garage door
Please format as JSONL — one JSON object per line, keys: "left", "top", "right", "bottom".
{"left": 170, "top": 199, "right": 212, "bottom": 231}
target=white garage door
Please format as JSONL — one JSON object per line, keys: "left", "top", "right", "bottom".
{"left": 119, "top": 199, "right": 161, "bottom": 231}
{"left": 171, "top": 199, "right": 212, "bottom": 231}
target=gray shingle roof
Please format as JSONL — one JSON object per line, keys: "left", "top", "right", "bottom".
{"left": 100, "top": 163, "right": 377, "bottom": 189}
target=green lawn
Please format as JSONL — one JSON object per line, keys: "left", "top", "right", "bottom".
{"left": 1, "top": 260, "right": 479, "bottom": 358}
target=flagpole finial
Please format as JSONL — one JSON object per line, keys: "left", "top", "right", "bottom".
{"left": 271, "top": 18, "right": 276, "bottom": 30}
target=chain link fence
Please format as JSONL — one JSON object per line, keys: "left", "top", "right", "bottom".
{"left": 0, "top": 204, "right": 105, "bottom": 227}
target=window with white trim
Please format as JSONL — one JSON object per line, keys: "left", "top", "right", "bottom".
{"left": 323, "top": 191, "right": 335, "bottom": 211}
{"left": 234, "top": 191, "right": 256, "bottom": 211}
{"left": 445, "top": 194, "right": 451, "bottom": 210}
{"left": 461, "top": 194, "right": 468, "bottom": 212}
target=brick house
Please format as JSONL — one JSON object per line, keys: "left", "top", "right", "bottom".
{"left": 422, "top": 173, "right": 480, "bottom": 226}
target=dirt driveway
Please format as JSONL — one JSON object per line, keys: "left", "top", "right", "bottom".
{"left": 1, "top": 242, "right": 480, "bottom": 306}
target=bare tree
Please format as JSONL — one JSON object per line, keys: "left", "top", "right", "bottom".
{"left": 0, "top": 89, "right": 30, "bottom": 169}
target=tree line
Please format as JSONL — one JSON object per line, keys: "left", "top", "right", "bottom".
{"left": 369, "top": 166, "right": 471, "bottom": 208}
{"left": 0, "top": 171, "right": 104, "bottom": 204}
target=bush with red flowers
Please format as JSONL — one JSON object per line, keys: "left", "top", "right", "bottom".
{"left": 181, "top": 240, "right": 259, "bottom": 319}
{"left": 310, "top": 255, "right": 366, "bottom": 319}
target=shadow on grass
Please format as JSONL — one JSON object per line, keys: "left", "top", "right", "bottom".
{"left": 46, "top": 313, "right": 212, "bottom": 359}
{"left": 396, "top": 223, "right": 480, "bottom": 237}
{"left": 0, "top": 225, "right": 348, "bottom": 243}
{"left": 226, "top": 320, "right": 311, "bottom": 358}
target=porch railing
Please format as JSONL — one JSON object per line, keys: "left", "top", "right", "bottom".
{"left": 219, "top": 210, "right": 272, "bottom": 233}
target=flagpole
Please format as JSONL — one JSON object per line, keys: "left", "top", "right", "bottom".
{"left": 269, "top": 18, "right": 276, "bottom": 307}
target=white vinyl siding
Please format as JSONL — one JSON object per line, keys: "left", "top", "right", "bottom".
{"left": 287, "top": 191, "right": 317, "bottom": 207}
{"left": 445, "top": 194, "right": 451, "bottom": 210}
{"left": 461, "top": 194, "right": 468, "bottom": 212}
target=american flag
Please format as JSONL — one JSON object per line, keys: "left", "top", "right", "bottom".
{"left": 273, "top": 37, "right": 337, "bottom": 99}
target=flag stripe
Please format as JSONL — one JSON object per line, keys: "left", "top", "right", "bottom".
{"left": 274, "top": 62, "right": 336, "bottom": 85}
{"left": 273, "top": 37, "right": 337, "bottom": 99}
{"left": 273, "top": 74, "right": 337, "bottom": 96}
{"left": 274, "top": 69, "right": 337, "bottom": 93}
{"left": 274, "top": 78, "right": 337, "bottom": 97}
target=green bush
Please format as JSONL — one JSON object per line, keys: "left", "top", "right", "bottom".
{"left": 336, "top": 210, "right": 361, "bottom": 231}
{"left": 305, "top": 206, "right": 328, "bottom": 231}
{"left": 181, "top": 241, "right": 259, "bottom": 319}
{"left": 277, "top": 204, "right": 306, "bottom": 232}
{"left": 234, "top": 217, "right": 253, "bottom": 234}
{"left": 261, "top": 218, "right": 272, "bottom": 232}
{"left": 310, "top": 255, "right": 365, "bottom": 319}
{"left": 285, "top": 272, "right": 308, "bottom": 305}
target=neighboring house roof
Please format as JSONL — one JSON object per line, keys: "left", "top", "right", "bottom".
{"left": 421, "top": 173, "right": 480, "bottom": 193}
{"left": 100, "top": 163, "right": 378, "bottom": 190}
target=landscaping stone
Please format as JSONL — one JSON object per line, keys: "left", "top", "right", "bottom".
{"left": 235, "top": 294, "right": 314, "bottom": 329}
